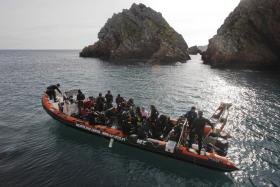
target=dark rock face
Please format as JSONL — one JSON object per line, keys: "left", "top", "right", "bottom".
{"left": 202, "top": 0, "right": 280, "bottom": 69}
{"left": 188, "top": 46, "right": 201, "bottom": 55}
{"left": 80, "top": 3, "right": 190, "bottom": 63}
{"left": 188, "top": 45, "right": 207, "bottom": 55}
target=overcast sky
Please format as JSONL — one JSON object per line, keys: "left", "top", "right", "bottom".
{"left": 0, "top": 0, "right": 240, "bottom": 49}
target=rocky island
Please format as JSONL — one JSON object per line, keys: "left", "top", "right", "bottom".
{"left": 80, "top": 3, "right": 190, "bottom": 63}
{"left": 202, "top": 0, "right": 280, "bottom": 69}
{"left": 188, "top": 45, "right": 207, "bottom": 55}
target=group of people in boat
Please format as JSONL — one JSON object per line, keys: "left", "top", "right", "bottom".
{"left": 46, "top": 84, "right": 214, "bottom": 155}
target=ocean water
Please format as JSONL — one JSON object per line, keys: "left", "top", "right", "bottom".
{"left": 0, "top": 50, "right": 279, "bottom": 186}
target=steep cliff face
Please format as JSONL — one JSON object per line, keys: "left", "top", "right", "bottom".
{"left": 80, "top": 3, "right": 190, "bottom": 63}
{"left": 202, "top": 0, "right": 280, "bottom": 69}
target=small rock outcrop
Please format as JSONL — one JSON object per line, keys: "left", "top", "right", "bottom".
{"left": 80, "top": 3, "right": 190, "bottom": 63}
{"left": 188, "top": 46, "right": 201, "bottom": 55}
{"left": 202, "top": 0, "right": 280, "bottom": 69}
{"left": 188, "top": 45, "right": 207, "bottom": 55}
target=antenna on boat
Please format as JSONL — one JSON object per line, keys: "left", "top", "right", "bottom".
{"left": 177, "top": 119, "right": 188, "bottom": 146}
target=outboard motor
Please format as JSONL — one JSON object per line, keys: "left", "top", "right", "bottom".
{"left": 128, "top": 134, "right": 138, "bottom": 143}
{"left": 205, "top": 136, "right": 229, "bottom": 156}
{"left": 214, "top": 137, "right": 229, "bottom": 156}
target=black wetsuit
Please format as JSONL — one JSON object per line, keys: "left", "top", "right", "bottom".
{"left": 46, "top": 85, "right": 61, "bottom": 102}
{"left": 105, "top": 93, "right": 113, "bottom": 108}
{"left": 88, "top": 111, "right": 97, "bottom": 125}
{"left": 77, "top": 92, "right": 85, "bottom": 114}
{"left": 185, "top": 110, "right": 197, "bottom": 129}
{"left": 127, "top": 100, "right": 135, "bottom": 108}
{"left": 77, "top": 92, "right": 85, "bottom": 101}
{"left": 116, "top": 96, "right": 124, "bottom": 106}
{"left": 188, "top": 117, "right": 212, "bottom": 154}
{"left": 121, "top": 111, "right": 131, "bottom": 134}
{"left": 150, "top": 108, "right": 159, "bottom": 122}
{"left": 163, "top": 120, "right": 172, "bottom": 138}
{"left": 149, "top": 108, "right": 159, "bottom": 138}
{"left": 96, "top": 96, "right": 105, "bottom": 112}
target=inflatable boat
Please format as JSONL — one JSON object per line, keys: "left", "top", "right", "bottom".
{"left": 42, "top": 91, "right": 238, "bottom": 172}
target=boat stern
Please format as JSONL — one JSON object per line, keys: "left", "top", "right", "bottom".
{"left": 225, "top": 161, "right": 239, "bottom": 172}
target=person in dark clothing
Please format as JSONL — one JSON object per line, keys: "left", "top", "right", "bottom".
{"left": 121, "top": 111, "right": 131, "bottom": 134}
{"left": 46, "top": 84, "right": 61, "bottom": 102}
{"left": 136, "top": 126, "right": 146, "bottom": 139}
{"left": 88, "top": 110, "right": 98, "bottom": 126}
{"left": 77, "top": 90, "right": 85, "bottom": 101}
{"left": 105, "top": 90, "right": 113, "bottom": 109}
{"left": 96, "top": 93, "right": 105, "bottom": 112}
{"left": 133, "top": 107, "right": 143, "bottom": 136}
{"left": 149, "top": 105, "right": 159, "bottom": 138}
{"left": 155, "top": 115, "right": 168, "bottom": 139}
{"left": 162, "top": 117, "right": 173, "bottom": 139}
{"left": 184, "top": 106, "right": 197, "bottom": 130}
{"left": 127, "top": 98, "right": 135, "bottom": 108}
{"left": 149, "top": 105, "right": 159, "bottom": 122}
{"left": 173, "top": 124, "right": 182, "bottom": 142}
{"left": 137, "top": 119, "right": 150, "bottom": 139}
{"left": 188, "top": 111, "right": 213, "bottom": 155}
{"left": 77, "top": 90, "right": 85, "bottom": 115}
{"left": 184, "top": 107, "right": 197, "bottom": 149}
{"left": 116, "top": 94, "right": 124, "bottom": 107}
{"left": 129, "top": 108, "right": 137, "bottom": 133}
{"left": 135, "top": 107, "right": 143, "bottom": 125}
